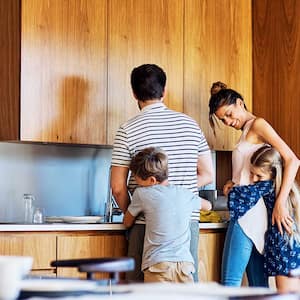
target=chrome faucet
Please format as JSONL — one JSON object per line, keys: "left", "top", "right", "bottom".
{"left": 104, "top": 188, "right": 122, "bottom": 223}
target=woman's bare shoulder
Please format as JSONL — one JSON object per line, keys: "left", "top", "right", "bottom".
{"left": 248, "top": 117, "right": 275, "bottom": 143}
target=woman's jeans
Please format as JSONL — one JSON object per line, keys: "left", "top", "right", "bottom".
{"left": 221, "top": 220, "right": 268, "bottom": 287}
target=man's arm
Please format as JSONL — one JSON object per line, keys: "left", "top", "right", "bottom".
{"left": 110, "top": 165, "right": 130, "bottom": 213}
{"left": 123, "top": 210, "right": 136, "bottom": 228}
{"left": 197, "top": 152, "right": 214, "bottom": 188}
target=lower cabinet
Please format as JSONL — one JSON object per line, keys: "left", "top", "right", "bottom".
{"left": 198, "top": 228, "right": 226, "bottom": 283}
{"left": 0, "top": 231, "right": 127, "bottom": 278}
{"left": 57, "top": 232, "right": 127, "bottom": 278}
{"left": 0, "top": 233, "right": 56, "bottom": 273}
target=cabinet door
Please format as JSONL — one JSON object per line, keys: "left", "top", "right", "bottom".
{"left": 0, "top": 233, "right": 56, "bottom": 270}
{"left": 57, "top": 233, "right": 127, "bottom": 278}
{"left": 107, "top": 0, "right": 184, "bottom": 144}
{"left": 0, "top": 0, "right": 20, "bottom": 140}
{"left": 184, "top": 0, "right": 252, "bottom": 150}
{"left": 198, "top": 229, "right": 225, "bottom": 282}
{"left": 21, "top": 0, "right": 107, "bottom": 144}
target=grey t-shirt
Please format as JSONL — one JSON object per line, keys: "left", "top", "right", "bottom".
{"left": 127, "top": 184, "right": 201, "bottom": 270}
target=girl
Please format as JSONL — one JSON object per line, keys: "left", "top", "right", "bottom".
{"left": 229, "top": 145, "right": 300, "bottom": 293}
{"left": 208, "top": 81, "right": 300, "bottom": 286}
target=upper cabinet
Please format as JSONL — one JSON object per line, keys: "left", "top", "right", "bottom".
{"left": 107, "top": 0, "right": 184, "bottom": 144}
{"left": 184, "top": 0, "right": 252, "bottom": 150}
{"left": 2, "top": 0, "right": 251, "bottom": 148}
{"left": 0, "top": 0, "right": 20, "bottom": 140}
{"left": 21, "top": 0, "right": 107, "bottom": 144}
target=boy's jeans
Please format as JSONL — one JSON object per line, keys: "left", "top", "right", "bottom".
{"left": 221, "top": 220, "right": 268, "bottom": 287}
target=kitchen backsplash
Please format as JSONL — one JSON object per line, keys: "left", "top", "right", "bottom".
{"left": 0, "top": 142, "right": 216, "bottom": 223}
{"left": 0, "top": 142, "right": 112, "bottom": 222}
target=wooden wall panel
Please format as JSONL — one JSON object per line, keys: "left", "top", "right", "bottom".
{"left": 107, "top": 0, "right": 184, "bottom": 144}
{"left": 21, "top": 0, "right": 107, "bottom": 144}
{"left": 0, "top": 0, "right": 20, "bottom": 140}
{"left": 184, "top": 0, "right": 252, "bottom": 150}
{"left": 253, "top": 0, "right": 300, "bottom": 181}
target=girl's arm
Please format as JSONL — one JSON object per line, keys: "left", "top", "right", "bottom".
{"left": 252, "top": 118, "right": 300, "bottom": 234}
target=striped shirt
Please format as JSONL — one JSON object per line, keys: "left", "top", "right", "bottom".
{"left": 111, "top": 102, "right": 210, "bottom": 220}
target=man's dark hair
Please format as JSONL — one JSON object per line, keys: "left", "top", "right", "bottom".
{"left": 130, "top": 64, "right": 166, "bottom": 101}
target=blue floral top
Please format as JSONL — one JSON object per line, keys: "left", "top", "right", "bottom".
{"left": 228, "top": 181, "right": 300, "bottom": 276}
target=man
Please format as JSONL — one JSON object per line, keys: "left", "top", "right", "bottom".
{"left": 111, "top": 64, "right": 214, "bottom": 282}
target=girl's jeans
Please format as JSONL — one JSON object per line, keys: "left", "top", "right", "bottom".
{"left": 221, "top": 220, "right": 268, "bottom": 287}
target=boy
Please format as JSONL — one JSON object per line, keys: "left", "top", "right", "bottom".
{"left": 123, "top": 147, "right": 212, "bottom": 283}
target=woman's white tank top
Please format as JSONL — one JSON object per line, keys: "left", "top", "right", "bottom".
{"left": 232, "top": 118, "right": 267, "bottom": 254}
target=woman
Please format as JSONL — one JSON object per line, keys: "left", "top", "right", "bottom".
{"left": 208, "top": 82, "right": 300, "bottom": 287}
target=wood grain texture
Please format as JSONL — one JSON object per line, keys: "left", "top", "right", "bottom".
{"left": 107, "top": 0, "right": 184, "bottom": 144}
{"left": 0, "top": 233, "right": 56, "bottom": 269}
{"left": 0, "top": 0, "right": 20, "bottom": 140}
{"left": 21, "top": 0, "right": 107, "bottom": 144}
{"left": 57, "top": 233, "right": 127, "bottom": 278}
{"left": 216, "top": 151, "right": 232, "bottom": 190}
{"left": 184, "top": 0, "right": 252, "bottom": 150}
{"left": 253, "top": 0, "right": 300, "bottom": 181}
{"left": 198, "top": 229, "right": 225, "bottom": 282}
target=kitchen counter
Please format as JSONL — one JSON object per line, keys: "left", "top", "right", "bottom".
{"left": 0, "top": 223, "right": 126, "bottom": 232}
{"left": 0, "top": 222, "right": 228, "bottom": 232}
{"left": 199, "top": 222, "right": 228, "bottom": 229}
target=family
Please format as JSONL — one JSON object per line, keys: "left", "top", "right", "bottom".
{"left": 110, "top": 64, "right": 300, "bottom": 293}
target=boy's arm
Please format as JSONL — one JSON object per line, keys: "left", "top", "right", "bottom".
{"left": 123, "top": 210, "right": 136, "bottom": 228}
{"left": 123, "top": 188, "right": 143, "bottom": 228}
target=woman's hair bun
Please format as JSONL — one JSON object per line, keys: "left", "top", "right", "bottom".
{"left": 210, "top": 81, "right": 227, "bottom": 96}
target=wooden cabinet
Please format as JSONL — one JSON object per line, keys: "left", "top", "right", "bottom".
{"left": 198, "top": 228, "right": 226, "bottom": 282}
{"left": 1, "top": 0, "right": 252, "bottom": 148}
{"left": 0, "top": 0, "right": 20, "bottom": 140}
{"left": 0, "top": 233, "right": 56, "bottom": 272}
{"left": 184, "top": 0, "right": 252, "bottom": 150}
{"left": 57, "top": 232, "right": 127, "bottom": 278}
{"left": 107, "top": 0, "right": 184, "bottom": 144}
{"left": 0, "top": 231, "right": 127, "bottom": 278}
{"left": 21, "top": 0, "right": 108, "bottom": 144}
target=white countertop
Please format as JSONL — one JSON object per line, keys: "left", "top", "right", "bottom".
{"left": 199, "top": 222, "right": 228, "bottom": 229}
{"left": 0, "top": 222, "right": 228, "bottom": 232}
{"left": 0, "top": 223, "right": 126, "bottom": 232}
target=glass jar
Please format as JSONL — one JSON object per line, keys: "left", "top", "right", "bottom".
{"left": 33, "top": 208, "right": 44, "bottom": 224}
{"left": 23, "top": 194, "right": 35, "bottom": 224}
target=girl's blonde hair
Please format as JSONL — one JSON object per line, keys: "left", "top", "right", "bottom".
{"left": 251, "top": 145, "right": 300, "bottom": 227}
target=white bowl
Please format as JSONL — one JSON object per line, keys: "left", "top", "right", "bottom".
{"left": 0, "top": 256, "right": 33, "bottom": 276}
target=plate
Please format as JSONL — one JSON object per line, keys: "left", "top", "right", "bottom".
{"left": 60, "top": 216, "right": 103, "bottom": 224}
{"left": 21, "top": 279, "right": 98, "bottom": 292}
{"left": 45, "top": 216, "right": 63, "bottom": 223}
{"left": 45, "top": 216, "right": 103, "bottom": 224}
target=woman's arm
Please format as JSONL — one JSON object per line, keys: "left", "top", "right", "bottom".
{"left": 252, "top": 118, "right": 300, "bottom": 234}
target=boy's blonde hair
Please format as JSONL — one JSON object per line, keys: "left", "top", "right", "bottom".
{"left": 251, "top": 145, "right": 300, "bottom": 227}
{"left": 130, "top": 147, "right": 168, "bottom": 183}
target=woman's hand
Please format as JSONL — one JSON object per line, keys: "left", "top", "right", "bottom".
{"left": 223, "top": 180, "right": 234, "bottom": 196}
{"left": 272, "top": 200, "right": 293, "bottom": 235}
